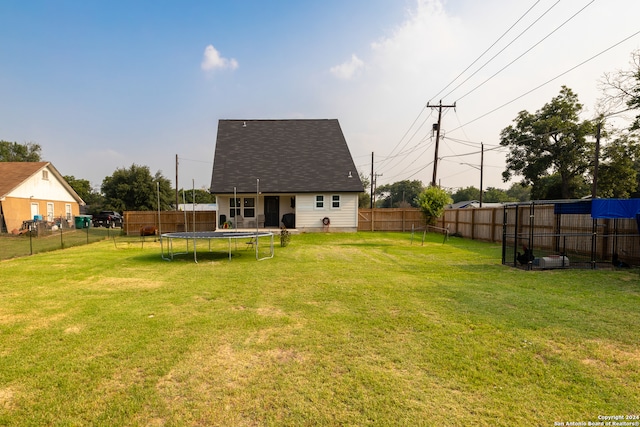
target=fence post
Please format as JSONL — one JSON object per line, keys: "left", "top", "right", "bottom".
{"left": 471, "top": 209, "right": 476, "bottom": 240}
{"left": 371, "top": 209, "right": 374, "bottom": 232}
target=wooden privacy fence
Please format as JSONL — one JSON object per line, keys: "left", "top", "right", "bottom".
{"left": 123, "top": 211, "right": 217, "bottom": 236}
{"left": 358, "top": 205, "right": 640, "bottom": 266}
{"left": 358, "top": 208, "right": 426, "bottom": 232}
{"left": 358, "top": 207, "right": 502, "bottom": 241}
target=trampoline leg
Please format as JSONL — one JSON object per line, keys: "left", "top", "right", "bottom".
{"left": 193, "top": 238, "right": 198, "bottom": 264}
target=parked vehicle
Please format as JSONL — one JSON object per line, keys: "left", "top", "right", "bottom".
{"left": 92, "top": 211, "right": 123, "bottom": 228}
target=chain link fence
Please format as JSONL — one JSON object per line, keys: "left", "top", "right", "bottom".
{"left": 0, "top": 217, "right": 122, "bottom": 260}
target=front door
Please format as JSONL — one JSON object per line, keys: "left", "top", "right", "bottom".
{"left": 264, "top": 196, "right": 279, "bottom": 227}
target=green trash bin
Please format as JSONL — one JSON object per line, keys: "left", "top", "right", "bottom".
{"left": 75, "top": 215, "right": 92, "bottom": 229}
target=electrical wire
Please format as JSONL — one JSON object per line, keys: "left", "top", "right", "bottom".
{"left": 377, "top": 109, "right": 434, "bottom": 172}
{"left": 454, "top": 0, "right": 596, "bottom": 103}
{"left": 442, "top": 0, "right": 563, "bottom": 102}
{"left": 178, "top": 156, "right": 213, "bottom": 165}
{"left": 380, "top": 1, "right": 548, "bottom": 181}
{"left": 449, "top": 29, "right": 640, "bottom": 133}
{"left": 429, "top": 0, "right": 543, "bottom": 104}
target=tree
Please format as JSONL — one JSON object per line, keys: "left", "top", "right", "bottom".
{"left": 596, "top": 133, "right": 640, "bottom": 198}
{"left": 500, "top": 86, "right": 594, "bottom": 199}
{"left": 178, "top": 188, "right": 216, "bottom": 204}
{"left": 416, "top": 186, "right": 452, "bottom": 225}
{"left": 358, "top": 172, "right": 371, "bottom": 209}
{"left": 505, "top": 182, "right": 531, "bottom": 202}
{"left": 483, "top": 187, "right": 513, "bottom": 203}
{"left": 529, "top": 173, "right": 590, "bottom": 200}
{"left": 0, "top": 140, "right": 42, "bottom": 162}
{"left": 64, "top": 175, "right": 105, "bottom": 211}
{"left": 375, "top": 180, "right": 424, "bottom": 208}
{"left": 451, "top": 186, "right": 480, "bottom": 203}
{"left": 101, "top": 164, "right": 173, "bottom": 212}
{"left": 598, "top": 49, "right": 640, "bottom": 131}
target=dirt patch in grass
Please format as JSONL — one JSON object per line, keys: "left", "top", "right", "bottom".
{"left": 64, "top": 325, "right": 83, "bottom": 334}
{"left": 256, "top": 306, "right": 286, "bottom": 317}
{"left": 0, "top": 310, "right": 26, "bottom": 326}
{"left": 585, "top": 339, "right": 640, "bottom": 366}
{"left": 156, "top": 338, "right": 308, "bottom": 425}
{"left": 25, "top": 312, "right": 67, "bottom": 333}
{"left": 0, "top": 386, "right": 18, "bottom": 411}
{"left": 82, "top": 276, "right": 164, "bottom": 291}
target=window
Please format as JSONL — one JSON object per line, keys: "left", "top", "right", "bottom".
{"left": 230, "top": 197, "right": 241, "bottom": 218}
{"left": 65, "top": 204, "right": 72, "bottom": 220}
{"left": 315, "top": 195, "right": 324, "bottom": 209}
{"left": 244, "top": 198, "right": 255, "bottom": 218}
{"left": 42, "top": 170, "right": 49, "bottom": 180}
{"left": 332, "top": 195, "right": 341, "bottom": 208}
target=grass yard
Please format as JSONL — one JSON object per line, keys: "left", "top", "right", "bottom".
{"left": 0, "top": 232, "right": 639, "bottom": 426}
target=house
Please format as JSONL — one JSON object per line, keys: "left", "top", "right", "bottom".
{"left": 210, "top": 119, "right": 364, "bottom": 232}
{"left": 0, "top": 162, "right": 85, "bottom": 233}
{"left": 178, "top": 203, "right": 218, "bottom": 212}
{"left": 446, "top": 200, "right": 504, "bottom": 209}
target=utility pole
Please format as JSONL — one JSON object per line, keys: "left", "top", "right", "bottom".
{"left": 592, "top": 122, "right": 601, "bottom": 199}
{"left": 370, "top": 152, "right": 374, "bottom": 209}
{"left": 175, "top": 154, "right": 179, "bottom": 210}
{"left": 372, "top": 173, "right": 383, "bottom": 207}
{"left": 427, "top": 100, "right": 456, "bottom": 186}
{"left": 480, "top": 143, "right": 484, "bottom": 208}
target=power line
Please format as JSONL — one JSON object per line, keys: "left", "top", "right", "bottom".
{"left": 429, "top": 0, "right": 543, "bottom": 104}
{"left": 442, "top": 0, "right": 562, "bottom": 102}
{"left": 178, "top": 156, "right": 213, "bottom": 165}
{"left": 378, "top": 135, "right": 434, "bottom": 176}
{"left": 449, "top": 29, "right": 640, "bottom": 132}
{"left": 382, "top": 1, "right": 547, "bottom": 184}
{"left": 454, "top": 0, "right": 595, "bottom": 103}
{"left": 378, "top": 109, "right": 434, "bottom": 172}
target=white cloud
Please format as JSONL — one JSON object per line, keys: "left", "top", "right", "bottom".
{"left": 201, "top": 44, "right": 238, "bottom": 71}
{"left": 330, "top": 54, "right": 365, "bottom": 80}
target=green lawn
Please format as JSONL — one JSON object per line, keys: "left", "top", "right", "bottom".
{"left": 0, "top": 232, "right": 638, "bottom": 426}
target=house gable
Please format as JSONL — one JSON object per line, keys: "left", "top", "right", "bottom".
{"left": 210, "top": 119, "right": 364, "bottom": 194}
{"left": 0, "top": 162, "right": 85, "bottom": 232}
{"left": 0, "top": 162, "right": 84, "bottom": 204}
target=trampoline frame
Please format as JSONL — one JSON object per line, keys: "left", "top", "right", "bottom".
{"left": 160, "top": 231, "right": 274, "bottom": 263}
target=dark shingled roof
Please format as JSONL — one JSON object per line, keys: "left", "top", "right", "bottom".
{"left": 210, "top": 119, "right": 364, "bottom": 194}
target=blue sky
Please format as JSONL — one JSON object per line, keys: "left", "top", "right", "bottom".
{"left": 2, "top": 0, "right": 640, "bottom": 193}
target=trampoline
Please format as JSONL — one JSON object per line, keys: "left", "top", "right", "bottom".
{"left": 160, "top": 231, "right": 274, "bottom": 263}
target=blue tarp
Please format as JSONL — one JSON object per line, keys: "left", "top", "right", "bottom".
{"left": 554, "top": 201, "right": 591, "bottom": 215}
{"left": 591, "top": 199, "right": 640, "bottom": 219}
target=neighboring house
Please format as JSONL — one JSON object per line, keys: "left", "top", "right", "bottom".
{"left": 446, "top": 200, "right": 504, "bottom": 209}
{"left": 0, "top": 162, "right": 85, "bottom": 233}
{"left": 210, "top": 119, "right": 364, "bottom": 232}
{"left": 178, "top": 203, "right": 218, "bottom": 211}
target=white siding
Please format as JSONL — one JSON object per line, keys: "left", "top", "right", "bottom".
{"left": 9, "top": 166, "right": 77, "bottom": 202}
{"left": 214, "top": 192, "right": 359, "bottom": 231}
{"left": 295, "top": 193, "right": 358, "bottom": 230}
